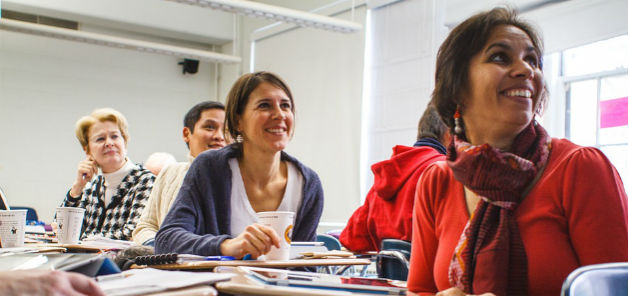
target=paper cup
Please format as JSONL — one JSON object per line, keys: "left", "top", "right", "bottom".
{"left": 257, "top": 211, "right": 295, "bottom": 261}
{"left": 56, "top": 207, "right": 85, "bottom": 244}
{"left": 0, "top": 210, "right": 27, "bottom": 248}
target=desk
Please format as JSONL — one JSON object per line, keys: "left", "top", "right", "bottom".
{"left": 214, "top": 266, "right": 384, "bottom": 296}
{"left": 131, "top": 258, "right": 371, "bottom": 270}
{"left": 146, "top": 284, "right": 217, "bottom": 296}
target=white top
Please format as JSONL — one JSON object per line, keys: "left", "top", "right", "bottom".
{"left": 102, "top": 159, "right": 135, "bottom": 206}
{"left": 229, "top": 157, "right": 304, "bottom": 236}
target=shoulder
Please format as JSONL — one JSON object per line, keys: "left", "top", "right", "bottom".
{"left": 421, "top": 161, "right": 452, "bottom": 180}
{"left": 193, "top": 145, "right": 239, "bottom": 167}
{"left": 159, "top": 162, "right": 190, "bottom": 177}
{"left": 547, "top": 138, "right": 614, "bottom": 171}
{"left": 131, "top": 164, "right": 155, "bottom": 181}
{"left": 417, "top": 161, "right": 456, "bottom": 199}
{"left": 123, "top": 165, "right": 155, "bottom": 191}
{"left": 281, "top": 151, "right": 320, "bottom": 184}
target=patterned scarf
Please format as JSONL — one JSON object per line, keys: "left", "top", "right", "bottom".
{"left": 447, "top": 121, "right": 551, "bottom": 296}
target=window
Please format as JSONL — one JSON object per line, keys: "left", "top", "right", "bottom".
{"left": 562, "top": 36, "right": 628, "bottom": 190}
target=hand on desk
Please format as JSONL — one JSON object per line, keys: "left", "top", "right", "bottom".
{"left": 0, "top": 270, "right": 105, "bottom": 296}
{"left": 220, "top": 223, "right": 281, "bottom": 259}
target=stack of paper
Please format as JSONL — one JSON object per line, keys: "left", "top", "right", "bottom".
{"left": 300, "top": 250, "right": 355, "bottom": 259}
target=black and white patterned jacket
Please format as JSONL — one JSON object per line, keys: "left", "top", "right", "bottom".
{"left": 63, "top": 164, "right": 155, "bottom": 241}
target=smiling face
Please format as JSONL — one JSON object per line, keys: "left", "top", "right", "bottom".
{"left": 86, "top": 120, "right": 127, "bottom": 173}
{"left": 184, "top": 108, "right": 226, "bottom": 157}
{"left": 237, "top": 82, "right": 294, "bottom": 155}
{"left": 461, "top": 25, "right": 544, "bottom": 148}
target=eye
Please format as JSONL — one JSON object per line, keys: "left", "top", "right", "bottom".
{"left": 281, "top": 102, "right": 292, "bottom": 109}
{"left": 111, "top": 134, "right": 119, "bottom": 139}
{"left": 204, "top": 125, "right": 216, "bottom": 131}
{"left": 257, "top": 102, "right": 270, "bottom": 109}
{"left": 525, "top": 55, "right": 539, "bottom": 68}
{"left": 488, "top": 52, "right": 509, "bottom": 64}
{"left": 95, "top": 137, "right": 105, "bottom": 142}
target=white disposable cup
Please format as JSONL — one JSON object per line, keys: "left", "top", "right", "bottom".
{"left": 56, "top": 207, "right": 85, "bottom": 244}
{"left": 257, "top": 211, "right": 295, "bottom": 261}
{"left": 0, "top": 210, "right": 27, "bottom": 248}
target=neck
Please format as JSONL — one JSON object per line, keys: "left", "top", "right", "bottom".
{"left": 101, "top": 158, "right": 127, "bottom": 174}
{"left": 463, "top": 119, "right": 526, "bottom": 151}
{"left": 239, "top": 143, "right": 283, "bottom": 186}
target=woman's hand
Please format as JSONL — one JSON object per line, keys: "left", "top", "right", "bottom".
{"left": 435, "top": 288, "right": 496, "bottom": 296}
{"left": 1, "top": 270, "right": 106, "bottom": 296}
{"left": 220, "top": 223, "right": 281, "bottom": 259}
{"left": 69, "top": 157, "right": 98, "bottom": 197}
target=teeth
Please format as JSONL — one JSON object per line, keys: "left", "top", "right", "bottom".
{"left": 505, "top": 89, "right": 532, "bottom": 98}
{"left": 267, "top": 128, "right": 284, "bottom": 133}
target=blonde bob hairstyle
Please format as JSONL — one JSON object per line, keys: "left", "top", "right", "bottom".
{"left": 75, "top": 108, "right": 129, "bottom": 151}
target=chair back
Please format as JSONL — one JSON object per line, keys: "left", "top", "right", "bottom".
{"left": 316, "top": 233, "right": 342, "bottom": 251}
{"left": 561, "top": 262, "right": 628, "bottom": 296}
{"left": 377, "top": 239, "right": 411, "bottom": 281}
{"left": 11, "top": 206, "right": 39, "bottom": 222}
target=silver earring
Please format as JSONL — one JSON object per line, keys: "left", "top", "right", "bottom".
{"left": 454, "top": 108, "right": 463, "bottom": 135}
{"left": 236, "top": 134, "right": 243, "bottom": 143}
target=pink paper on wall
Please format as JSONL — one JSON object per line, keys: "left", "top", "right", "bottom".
{"left": 600, "top": 97, "right": 628, "bottom": 128}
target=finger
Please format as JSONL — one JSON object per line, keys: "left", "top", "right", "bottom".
{"left": 251, "top": 224, "right": 279, "bottom": 253}
{"left": 242, "top": 230, "right": 267, "bottom": 256}
{"left": 257, "top": 224, "right": 281, "bottom": 248}
{"left": 65, "top": 272, "right": 106, "bottom": 296}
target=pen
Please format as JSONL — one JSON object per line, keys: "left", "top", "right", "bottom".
{"left": 176, "top": 254, "right": 235, "bottom": 263}
{"left": 203, "top": 256, "right": 235, "bottom": 261}
{"left": 95, "top": 273, "right": 131, "bottom": 282}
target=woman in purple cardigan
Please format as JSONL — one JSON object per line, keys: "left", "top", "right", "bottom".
{"left": 156, "top": 72, "right": 324, "bottom": 259}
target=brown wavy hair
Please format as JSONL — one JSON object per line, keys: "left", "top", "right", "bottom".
{"left": 431, "top": 7, "right": 546, "bottom": 131}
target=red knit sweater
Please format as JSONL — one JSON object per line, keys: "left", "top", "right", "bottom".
{"left": 408, "top": 138, "right": 628, "bottom": 295}
{"left": 340, "top": 145, "right": 445, "bottom": 252}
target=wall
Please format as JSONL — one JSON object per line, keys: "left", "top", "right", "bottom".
{"left": 361, "top": 0, "right": 448, "bottom": 196}
{"left": 240, "top": 5, "right": 367, "bottom": 231}
{"left": 0, "top": 27, "right": 219, "bottom": 221}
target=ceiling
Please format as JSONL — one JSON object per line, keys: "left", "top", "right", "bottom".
{"left": 1, "top": 0, "right": 574, "bottom": 46}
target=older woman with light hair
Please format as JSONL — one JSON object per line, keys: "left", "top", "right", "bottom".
{"left": 61, "top": 108, "right": 155, "bottom": 241}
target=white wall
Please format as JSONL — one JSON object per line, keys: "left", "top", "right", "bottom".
{"left": 0, "top": 28, "right": 220, "bottom": 222}
{"left": 249, "top": 6, "right": 367, "bottom": 231}
{"left": 361, "top": 0, "right": 448, "bottom": 197}
{"left": 1, "top": 0, "right": 625, "bottom": 231}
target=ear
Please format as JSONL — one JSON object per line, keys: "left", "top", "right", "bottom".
{"left": 183, "top": 127, "right": 191, "bottom": 143}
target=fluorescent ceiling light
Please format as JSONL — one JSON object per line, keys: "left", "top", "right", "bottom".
{"left": 166, "top": 0, "right": 363, "bottom": 33}
{"left": 0, "top": 18, "right": 241, "bottom": 64}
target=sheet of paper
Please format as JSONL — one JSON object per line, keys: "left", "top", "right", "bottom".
{"left": 80, "top": 235, "right": 136, "bottom": 250}
{"left": 97, "top": 268, "right": 234, "bottom": 296}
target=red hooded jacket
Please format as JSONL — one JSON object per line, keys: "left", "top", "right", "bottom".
{"left": 340, "top": 145, "right": 445, "bottom": 252}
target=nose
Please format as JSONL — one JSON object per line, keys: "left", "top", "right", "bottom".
{"left": 511, "top": 58, "right": 535, "bottom": 79}
{"left": 271, "top": 104, "right": 286, "bottom": 120}
{"left": 213, "top": 128, "right": 225, "bottom": 142}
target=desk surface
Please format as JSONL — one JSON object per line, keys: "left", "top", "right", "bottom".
{"left": 132, "top": 258, "right": 371, "bottom": 270}
{"left": 214, "top": 266, "right": 383, "bottom": 296}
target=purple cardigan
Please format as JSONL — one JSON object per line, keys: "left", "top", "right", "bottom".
{"left": 155, "top": 145, "right": 324, "bottom": 255}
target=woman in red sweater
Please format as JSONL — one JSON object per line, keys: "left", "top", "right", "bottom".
{"left": 407, "top": 7, "right": 628, "bottom": 296}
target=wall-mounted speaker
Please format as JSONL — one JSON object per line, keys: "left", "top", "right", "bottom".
{"left": 178, "top": 59, "right": 199, "bottom": 74}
